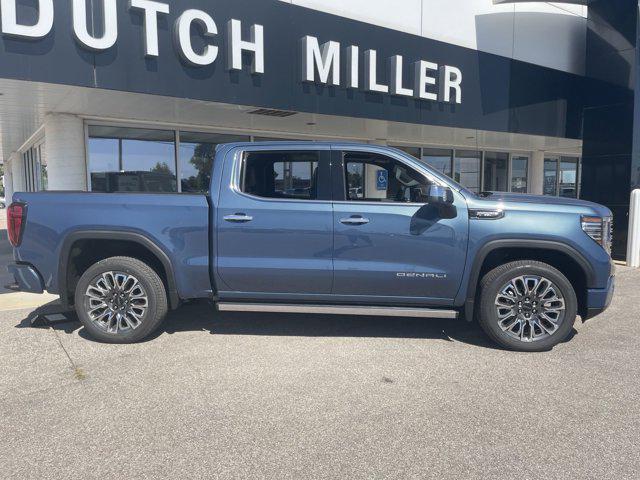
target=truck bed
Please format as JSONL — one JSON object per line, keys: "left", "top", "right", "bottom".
{"left": 12, "top": 191, "right": 211, "bottom": 301}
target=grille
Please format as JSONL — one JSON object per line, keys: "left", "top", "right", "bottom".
{"left": 603, "top": 217, "right": 613, "bottom": 255}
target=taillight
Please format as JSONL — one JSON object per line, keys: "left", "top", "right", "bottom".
{"left": 7, "top": 203, "right": 27, "bottom": 247}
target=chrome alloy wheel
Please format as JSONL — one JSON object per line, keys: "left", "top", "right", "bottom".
{"left": 494, "top": 275, "right": 566, "bottom": 343}
{"left": 84, "top": 271, "right": 149, "bottom": 334}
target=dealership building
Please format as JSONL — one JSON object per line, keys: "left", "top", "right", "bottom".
{"left": 0, "top": 0, "right": 637, "bottom": 258}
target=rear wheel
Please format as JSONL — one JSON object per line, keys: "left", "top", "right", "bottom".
{"left": 478, "top": 260, "right": 577, "bottom": 352}
{"left": 74, "top": 256, "right": 168, "bottom": 343}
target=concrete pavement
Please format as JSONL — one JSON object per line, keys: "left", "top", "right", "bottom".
{"left": 0, "top": 266, "right": 639, "bottom": 479}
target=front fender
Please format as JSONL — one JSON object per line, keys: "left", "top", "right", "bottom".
{"left": 456, "top": 238, "right": 598, "bottom": 321}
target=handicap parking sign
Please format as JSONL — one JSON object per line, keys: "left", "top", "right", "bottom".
{"left": 376, "top": 170, "right": 388, "bottom": 190}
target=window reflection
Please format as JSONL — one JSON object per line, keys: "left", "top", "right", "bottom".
{"left": 422, "top": 148, "right": 453, "bottom": 177}
{"left": 544, "top": 157, "right": 559, "bottom": 196}
{"left": 511, "top": 156, "right": 529, "bottom": 193}
{"left": 483, "top": 152, "right": 509, "bottom": 192}
{"left": 455, "top": 150, "right": 482, "bottom": 193}
{"left": 559, "top": 157, "right": 579, "bottom": 198}
{"left": 179, "top": 132, "right": 250, "bottom": 193}
{"left": 88, "top": 126, "right": 177, "bottom": 193}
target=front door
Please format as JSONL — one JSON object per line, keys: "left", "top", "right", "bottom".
{"left": 332, "top": 149, "right": 468, "bottom": 304}
{"left": 216, "top": 147, "right": 334, "bottom": 296}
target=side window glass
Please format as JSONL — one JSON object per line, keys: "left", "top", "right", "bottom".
{"left": 242, "top": 151, "right": 320, "bottom": 200}
{"left": 344, "top": 152, "right": 433, "bottom": 203}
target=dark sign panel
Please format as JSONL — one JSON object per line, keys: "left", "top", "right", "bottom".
{"left": 0, "top": 0, "right": 603, "bottom": 138}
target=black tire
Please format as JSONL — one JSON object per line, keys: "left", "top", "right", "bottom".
{"left": 478, "top": 260, "right": 577, "bottom": 352}
{"left": 74, "top": 256, "right": 168, "bottom": 343}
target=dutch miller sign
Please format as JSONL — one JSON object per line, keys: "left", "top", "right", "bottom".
{"left": 0, "top": 0, "right": 463, "bottom": 104}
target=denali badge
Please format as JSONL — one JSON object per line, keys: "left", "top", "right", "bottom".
{"left": 397, "top": 272, "right": 447, "bottom": 279}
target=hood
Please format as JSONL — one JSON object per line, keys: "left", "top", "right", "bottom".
{"left": 470, "top": 192, "right": 612, "bottom": 216}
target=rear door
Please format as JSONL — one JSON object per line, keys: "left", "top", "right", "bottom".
{"left": 215, "top": 146, "right": 334, "bottom": 296}
{"left": 331, "top": 148, "right": 469, "bottom": 304}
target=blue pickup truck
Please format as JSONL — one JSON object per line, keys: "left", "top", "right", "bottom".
{"left": 6, "top": 142, "right": 615, "bottom": 351}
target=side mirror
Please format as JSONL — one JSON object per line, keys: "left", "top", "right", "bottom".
{"left": 427, "top": 185, "right": 454, "bottom": 205}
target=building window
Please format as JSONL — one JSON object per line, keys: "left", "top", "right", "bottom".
{"left": 392, "top": 145, "right": 421, "bottom": 158}
{"left": 179, "top": 132, "right": 250, "bottom": 193}
{"left": 242, "top": 151, "right": 320, "bottom": 200}
{"left": 421, "top": 148, "right": 453, "bottom": 177}
{"left": 483, "top": 152, "right": 509, "bottom": 192}
{"left": 511, "top": 155, "right": 529, "bottom": 193}
{"left": 22, "top": 143, "right": 46, "bottom": 192}
{"left": 252, "top": 136, "right": 303, "bottom": 142}
{"left": 559, "top": 157, "right": 579, "bottom": 198}
{"left": 543, "top": 156, "right": 580, "bottom": 197}
{"left": 544, "top": 156, "right": 559, "bottom": 196}
{"left": 455, "top": 150, "right": 482, "bottom": 194}
{"left": 88, "top": 126, "right": 177, "bottom": 193}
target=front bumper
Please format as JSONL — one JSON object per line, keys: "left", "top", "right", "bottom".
{"left": 584, "top": 274, "right": 615, "bottom": 320}
{"left": 6, "top": 263, "right": 45, "bottom": 294}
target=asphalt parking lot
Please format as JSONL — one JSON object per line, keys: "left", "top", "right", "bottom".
{"left": 0, "top": 222, "right": 638, "bottom": 478}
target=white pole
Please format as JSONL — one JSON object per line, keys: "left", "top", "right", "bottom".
{"left": 627, "top": 189, "right": 640, "bottom": 268}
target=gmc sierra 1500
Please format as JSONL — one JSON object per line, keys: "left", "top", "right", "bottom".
{"left": 6, "top": 143, "right": 615, "bottom": 351}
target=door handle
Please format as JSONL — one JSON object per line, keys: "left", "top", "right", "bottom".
{"left": 340, "top": 216, "right": 370, "bottom": 226}
{"left": 224, "top": 213, "right": 254, "bottom": 223}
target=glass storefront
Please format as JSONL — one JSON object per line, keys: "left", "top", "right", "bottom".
{"left": 88, "top": 126, "right": 177, "bottom": 193}
{"left": 483, "top": 151, "right": 509, "bottom": 192}
{"left": 86, "top": 127, "right": 571, "bottom": 197}
{"left": 454, "top": 150, "right": 482, "bottom": 194}
{"left": 544, "top": 156, "right": 559, "bottom": 196}
{"left": 421, "top": 148, "right": 453, "bottom": 177}
{"left": 393, "top": 145, "right": 533, "bottom": 194}
{"left": 559, "top": 157, "right": 579, "bottom": 198}
{"left": 544, "top": 155, "right": 580, "bottom": 198}
{"left": 88, "top": 125, "right": 250, "bottom": 193}
{"left": 22, "top": 143, "right": 46, "bottom": 192}
{"left": 394, "top": 146, "right": 422, "bottom": 159}
{"left": 179, "top": 132, "right": 249, "bottom": 193}
{"left": 511, "top": 156, "right": 529, "bottom": 193}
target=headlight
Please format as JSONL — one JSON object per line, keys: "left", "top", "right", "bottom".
{"left": 581, "top": 215, "right": 613, "bottom": 255}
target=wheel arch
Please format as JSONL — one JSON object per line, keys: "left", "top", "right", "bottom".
{"left": 464, "top": 240, "right": 594, "bottom": 321}
{"left": 58, "top": 230, "right": 180, "bottom": 310}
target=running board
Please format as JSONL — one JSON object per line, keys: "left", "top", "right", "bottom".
{"left": 217, "top": 303, "right": 458, "bottom": 319}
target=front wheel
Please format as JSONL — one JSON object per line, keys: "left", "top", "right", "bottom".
{"left": 478, "top": 260, "right": 577, "bottom": 352}
{"left": 74, "top": 256, "right": 168, "bottom": 343}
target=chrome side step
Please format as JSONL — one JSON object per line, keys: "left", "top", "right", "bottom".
{"left": 217, "top": 303, "right": 458, "bottom": 319}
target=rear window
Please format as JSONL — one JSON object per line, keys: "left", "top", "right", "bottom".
{"left": 241, "top": 151, "right": 320, "bottom": 200}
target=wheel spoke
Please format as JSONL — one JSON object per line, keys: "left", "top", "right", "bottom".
{"left": 499, "top": 315, "right": 519, "bottom": 332}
